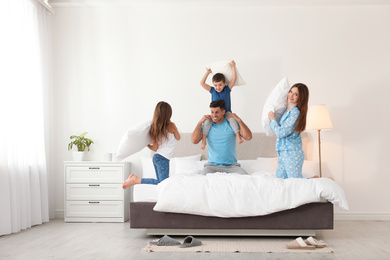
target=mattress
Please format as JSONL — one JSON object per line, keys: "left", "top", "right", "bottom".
{"left": 133, "top": 184, "right": 158, "bottom": 202}
{"left": 132, "top": 181, "right": 330, "bottom": 204}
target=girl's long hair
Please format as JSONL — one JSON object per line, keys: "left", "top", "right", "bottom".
{"left": 291, "top": 83, "right": 309, "bottom": 133}
{"left": 149, "top": 101, "right": 172, "bottom": 144}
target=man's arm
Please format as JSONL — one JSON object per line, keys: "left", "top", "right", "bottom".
{"left": 229, "top": 113, "right": 252, "bottom": 141}
{"left": 191, "top": 115, "right": 211, "bottom": 144}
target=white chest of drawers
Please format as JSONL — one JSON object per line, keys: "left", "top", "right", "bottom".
{"left": 64, "top": 161, "right": 130, "bottom": 223}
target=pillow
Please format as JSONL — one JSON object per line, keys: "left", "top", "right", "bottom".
{"left": 206, "top": 60, "right": 246, "bottom": 86}
{"left": 238, "top": 160, "right": 263, "bottom": 174}
{"left": 141, "top": 157, "right": 155, "bottom": 179}
{"left": 170, "top": 154, "right": 202, "bottom": 176}
{"left": 256, "top": 157, "right": 278, "bottom": 174}
{"left": 142, "top": 154, "right": 202, "bottom": 178}
{"left": 197, "top": 160, "right": 208, "bottom": 169}
{"left": 116, "top": 120, "right": 152, "bottom": 161}
{"left": 302, "top": 160, "right": 319, "bottom": 178}
{"left": 174, "top": 158, "right": 201, "bottom": 175}
{"left": 255, "top": 158, "right": 318, "bottom": 178}
{"left": 262, "top": 77, "right": 290, "bottom": 136}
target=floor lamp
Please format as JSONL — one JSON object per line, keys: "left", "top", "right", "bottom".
{"left": 306, "top": 105, "right": 333, "bottom": 177}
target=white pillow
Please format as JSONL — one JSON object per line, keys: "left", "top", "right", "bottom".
{"left": 237, "top": 160, "right": 262, "bottom": 174}
{"left": 255, "top": 158, "right": 318, "bottom": 178}
{"left": 262, "top": 77, "right": 290, "bottom": 136}
{"left": 206, "top": 60, "right": 246, "bottom": 86}
{"left": 256, "top": 157, "right": 278, "bottom": 174}
{"left": 197, "top": 160, "right": 208, "bottom": 170}
{"left": 302, "top": 160, "right": 319, "bottom": 178}
{"left": 141, "top": 157, "right": 155, "bottom": 178}
{"left": 170, "top": 154, "right": 202, "bottom": 176}
{"left": 174, "top": 158, "right": 201, "bottom": 175}
{"left": 142, "top": 154, "right": 202, "bottom": 178}
{"left": 116, "top": 120, "right": 152, "bottom": 161}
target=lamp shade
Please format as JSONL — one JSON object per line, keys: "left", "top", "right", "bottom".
{"left": 306, "top": 104, "right": 333, "bottom": 130}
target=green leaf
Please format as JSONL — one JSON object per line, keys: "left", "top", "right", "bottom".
{"left": 68, "top": 132, "right": 93, "bottom": 151}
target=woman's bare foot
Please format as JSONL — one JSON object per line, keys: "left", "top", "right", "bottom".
{"left": 122, "top": 174, "right": 141, "bottom": 189}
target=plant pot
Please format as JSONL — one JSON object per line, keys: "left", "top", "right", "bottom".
{"left": 72, "top": 151, "right": 86, "bottom": 161}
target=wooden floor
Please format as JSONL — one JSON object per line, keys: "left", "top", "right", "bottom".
{"left": 0, "top": 219, "right": 389, "bottom": 260}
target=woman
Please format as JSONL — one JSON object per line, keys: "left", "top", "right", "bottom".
{"left": 268, "top": 83, "right": 308, "bottom": 179}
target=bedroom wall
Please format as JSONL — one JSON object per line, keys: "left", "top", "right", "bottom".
{"left": 49, "top": 0, "right": 390, "bottom": 220}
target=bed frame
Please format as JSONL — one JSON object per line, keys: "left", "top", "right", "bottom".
{"left": 129, "top": 133, "right": 334, "bottom": 236}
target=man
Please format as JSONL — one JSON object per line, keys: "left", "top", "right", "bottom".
{"left": 191, "top": 100, "right": 252, "bottom": 175}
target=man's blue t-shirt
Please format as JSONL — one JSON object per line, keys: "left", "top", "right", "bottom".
{"left": 210, "top": 86, "right": 231, "bottom": 112}
{"left": 205, "top": 119, "right": 237, "bottom": 166}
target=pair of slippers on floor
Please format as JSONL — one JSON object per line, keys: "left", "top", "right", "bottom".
{"left": 287, "top": 237, "right": 327, "bottom": 250}
{"left": 149, "top": 235, "right": 202, "bottom": 248}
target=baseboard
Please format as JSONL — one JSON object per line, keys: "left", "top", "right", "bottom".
{"left": 55, "top": 210, "right": 64, "bottom": 219}
{"left": 335, "top": 212, "right": 390, "bottom": 220}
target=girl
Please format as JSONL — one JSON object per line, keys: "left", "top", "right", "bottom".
{"left": 122, "top": 101, "right": 180, "bottom": 189}
{"left": 268, "top": 83, "right": 309, "bottom": 179}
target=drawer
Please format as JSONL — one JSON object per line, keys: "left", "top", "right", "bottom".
{"left": 66, "top": 184, "right": 123, "bottom": 200}
{"left": 66, "top": 166, "right": 123, "bottom": 183}
{"left": 65, "top": 201, "right": 123, "bottom": 218}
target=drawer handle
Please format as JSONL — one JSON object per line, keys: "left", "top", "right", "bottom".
{"left": 89, "top": 184, "right": 100, "bottom": 187}
{"left": 89, "top": 167, "right": 100, "bottom": 170}
{"left": 89, "top": 201, "right": 100, "bottom": 204}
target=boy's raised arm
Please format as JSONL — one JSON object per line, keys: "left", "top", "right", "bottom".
{"left": 200, "top": 68, "right": 212, "bottom": 91}
{"left": 228, "top": 60, "right": 237, "bottom": 90}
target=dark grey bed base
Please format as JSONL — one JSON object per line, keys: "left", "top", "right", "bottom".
{"left": 130, "top": 202, "right": 333, "bottom": 236}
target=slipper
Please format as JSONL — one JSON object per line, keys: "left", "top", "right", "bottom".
{"left": 179, "top": 236, "right": 202, "bottom": 248}
{"left": 305, "top": 236, "right": 327, "bottom": 248}
{"left": 286, "top": 237, "right": 315, "bottom": 250}
{"left": 149, "top": 235, "right": 181, "bottom": 246}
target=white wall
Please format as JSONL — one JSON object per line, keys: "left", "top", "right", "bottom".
{"left": 50, "top": 0, "right": 390, "bottom": 220}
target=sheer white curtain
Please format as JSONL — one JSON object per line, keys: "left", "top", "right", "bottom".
{"left": 0, "top": 0, "right": 51, "bottom": 235}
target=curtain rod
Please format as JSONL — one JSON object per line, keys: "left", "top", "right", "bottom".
{"left": 36, "top": 0, "right": 56, "bottom": 14}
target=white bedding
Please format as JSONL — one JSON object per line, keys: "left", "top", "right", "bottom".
{"left": 153, "top": 173, "right": 349, "bottom": 218}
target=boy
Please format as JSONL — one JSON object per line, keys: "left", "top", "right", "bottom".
{"left": 199, "top": 60, "right": 243, "bottom": 150}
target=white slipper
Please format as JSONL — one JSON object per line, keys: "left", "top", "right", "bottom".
{"left": 305, "top": 236, "right": 327, "bottom": 248}
{"left": 286, "top": 237, "right": 315, "bottom": 250}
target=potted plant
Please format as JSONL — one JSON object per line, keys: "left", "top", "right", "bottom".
{"left": 68, "top": 132, "right": 94, "bottom": 161}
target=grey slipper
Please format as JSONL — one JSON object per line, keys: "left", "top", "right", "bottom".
{"left": 149, "top": 235, "right": 181, "bottom": 246}
{"left": 179, "top": 236, "right": 202, "bottom": 248}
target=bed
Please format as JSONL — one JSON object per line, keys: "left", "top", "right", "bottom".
{"left": 129, "top": 133, "right": 345, "bottom": 236}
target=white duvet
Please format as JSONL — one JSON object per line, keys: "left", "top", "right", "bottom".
{"left": 153, "top": 173, "right": 349, "bottom": 218}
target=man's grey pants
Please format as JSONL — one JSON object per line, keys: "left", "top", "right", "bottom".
{"left": 201, "top": 163, "right": 247, "bottom": 175}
